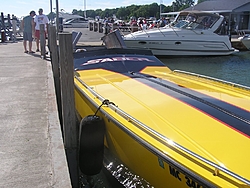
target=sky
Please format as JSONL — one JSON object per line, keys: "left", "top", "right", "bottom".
{"left": 1, "top": 0, "right": 175, "bottom": 18}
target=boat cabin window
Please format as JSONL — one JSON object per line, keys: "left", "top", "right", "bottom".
{"left": 173, "top": 20, "right": 189, "bottom": 28}
{"left": 173, "top": 13, "right": 219, "bottom": 30}
{"left": 71, "top": 19, "right": 88, "bottom": 23}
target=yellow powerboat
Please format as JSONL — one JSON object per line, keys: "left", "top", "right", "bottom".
{"left": 74, "top": 46, "right": 250, "bottom": 187}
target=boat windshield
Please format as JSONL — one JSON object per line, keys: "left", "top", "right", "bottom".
{"left": 173, "top": 20, "right": 189, "bottom": 28}
{"left": 172, "top": 12, "right": 219, "bottom": 30}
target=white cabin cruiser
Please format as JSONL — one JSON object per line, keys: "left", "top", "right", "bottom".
{"left": 123, "top": 11, "right": 238, "bottom": 56}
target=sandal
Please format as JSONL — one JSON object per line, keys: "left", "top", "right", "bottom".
{"left": 28, "top": 51, "right": 35, "bottom": 54}
{"left": 24, "top": 51, "right": 28, "bottom": 53}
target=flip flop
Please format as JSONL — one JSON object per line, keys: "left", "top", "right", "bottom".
{"left": 28, "top": 51, "right": 35, "bottom": 54}
{"left": 24, "top": 51, "right": 28, "bottom": 53}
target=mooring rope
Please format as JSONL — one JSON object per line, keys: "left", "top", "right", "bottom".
{"left": 94, "top": 99, "right": 115, "bottom": 116}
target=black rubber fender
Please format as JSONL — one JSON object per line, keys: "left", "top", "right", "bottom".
{"left": 79, "top": 115, "right": 105, "bottom": 175}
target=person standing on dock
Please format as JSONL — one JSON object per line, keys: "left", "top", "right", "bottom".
{"left": 33, "top": 8, "right": 49, "bottom": 52}
{"left": 21, "top": 10, "right": 36, "bottom": 53}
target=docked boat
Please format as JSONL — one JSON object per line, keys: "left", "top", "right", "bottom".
{"left": 239, "top": 34, "right": 250, "bottom": 50}
{"left": 122, "top": 11, "right": 238, "bottom": 56}
{"left": 74, "top": 32, "right": 250, "bottom": 188}
{"left": 63, "top": 18, "right": 89, "bottom": 28}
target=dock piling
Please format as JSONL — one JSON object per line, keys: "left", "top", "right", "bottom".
{"left": 58, "top": 32, "right": 79, "bottom": 187}
{"left": 40, "top": 24, "right": 46, "bottom": 58}
{"left": 48, "top": 25, "right": 62, "bottom": 124}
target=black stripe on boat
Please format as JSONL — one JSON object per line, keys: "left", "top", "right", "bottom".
{"left": 130, "top": 72, "right": 250, "bottom": 138}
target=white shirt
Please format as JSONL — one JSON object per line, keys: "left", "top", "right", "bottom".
{"left": 34, "top": 14, "right": 49, "bottom": 30}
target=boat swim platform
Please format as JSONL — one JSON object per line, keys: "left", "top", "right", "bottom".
{"left": 0, "top": 41, "right": 71, "bottom": 187}
{"left": 231, "top": 36, "right": 248, "bottom": 51}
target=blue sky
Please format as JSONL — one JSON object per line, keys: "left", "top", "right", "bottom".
{"left": 1, "top": 0, "right": 175, "bottom": 18}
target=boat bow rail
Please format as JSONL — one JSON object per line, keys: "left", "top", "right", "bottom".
{"left": 74, "top": 75, "right": 250, "bottom": 186}
{"left": 124, "top": 27, "right": 182, "bottom": 39}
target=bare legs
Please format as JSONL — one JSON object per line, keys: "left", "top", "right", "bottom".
{"left": 36, "top": 38, "right": 40, "bottom": 51}
{"left": 23, "top": 40, "right": 27, "bottom": 52}
{"left": 28, "top": 41, "right": 32, "bottom": 52}
{"left": 23, "top": 40, "right": 34, "bottom": 53}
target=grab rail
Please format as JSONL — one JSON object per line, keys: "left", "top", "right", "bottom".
{"left": 126, "top": 27, "right": 168, "bottom": 39}
{"left": 75, "top": 75, "right": 250, "bottom": 186}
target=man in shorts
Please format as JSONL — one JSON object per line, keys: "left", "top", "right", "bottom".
{"left": 33, "top": 8, "right": 49, "bottom": 52}
{"left": 21, "top": 10, "right": 36, "bottom": 53}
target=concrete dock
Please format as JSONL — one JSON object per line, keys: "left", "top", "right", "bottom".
{"left": 0, "top": 41, "right": 71, "bottom": 187}
{"left": 0, "top": 27, "right": 106, "bottom": 188}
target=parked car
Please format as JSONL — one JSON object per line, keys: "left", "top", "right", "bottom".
{"left": 63, "top": 18, "right": 89, "bottom": 28}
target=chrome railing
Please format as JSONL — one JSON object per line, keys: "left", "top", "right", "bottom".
{"left": 75, "top": 75, "right": 250, "bottom": 186}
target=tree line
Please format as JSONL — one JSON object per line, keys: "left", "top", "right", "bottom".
{"left": 48, "top": 0, "right": 210, "bottom": 21}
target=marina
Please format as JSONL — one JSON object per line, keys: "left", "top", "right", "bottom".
{"left": 1, "top": 2, "right": 250, "bottom": 188}
{"left": 160, "top": 51, "right": 250, "bottom": 87}
{"left": 0, "top": 25, "right": 249, "bottom": 188}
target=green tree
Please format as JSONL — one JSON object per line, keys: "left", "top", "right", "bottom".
{"left": 86, "top": 10, "right": 97, "bottom": 18}
{"left": 172, "top": 0, "right": 195, "bottom": 11}
{"left": 134, "top": 5, "right": 149, "bottom": 18}
{"left": 148, "top": 3, "right": 159, "bottom": 18}
{"left": 197, "top": 0, "right": 208, "bottom": 3}
{"left": 125, "top": 4, "right": 141, "bottom": 19}
{"left": 72, "top": 9, "right": 78, "bottom": 14}
{"left": 116, "top": 7, "right": 129, "bottom": 20}
{"left": 70, "top": 2, "right": 181, "bottom": 20}
{"left": 161, "top": 4, "right": 171, "bottom": 13}
{"left": 95, "top": 9, "right": 103, "bottom": 18}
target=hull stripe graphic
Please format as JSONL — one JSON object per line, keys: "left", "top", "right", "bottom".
{"left": 130, "top": 72, "right": 250, "bottom": 138}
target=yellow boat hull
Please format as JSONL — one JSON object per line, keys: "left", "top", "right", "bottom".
{"left": 74, "top": 49, "right": 250, "bottom": 188}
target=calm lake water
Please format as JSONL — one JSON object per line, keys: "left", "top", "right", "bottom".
{"left": 159, "top": 51, "right": 250, "bottom": 87}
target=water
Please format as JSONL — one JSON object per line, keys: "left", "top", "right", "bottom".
{"left": 158, "top": 51, "right": 250, "bottom": 87}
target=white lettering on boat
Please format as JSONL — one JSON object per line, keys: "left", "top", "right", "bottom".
{"left": 81, "top": 57, "right": 155, "bottom": 66}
